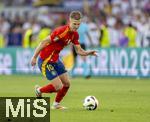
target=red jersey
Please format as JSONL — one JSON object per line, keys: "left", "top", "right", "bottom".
{"left": 39, "top": 25, "right": 79, "bottom": 62}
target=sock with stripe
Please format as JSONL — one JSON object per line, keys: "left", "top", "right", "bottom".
{"left": 40, "top": 84, "right": 56, "bottom": 93}
{"left": 55, "top": 86, "right": 69, "bottom": 103}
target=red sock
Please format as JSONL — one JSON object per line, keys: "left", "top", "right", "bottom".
{"left": 40, "top": 84, "right": 56, "bottom": 93}
{"left": 55, "top": 86, "right": 69, "bottom": 103}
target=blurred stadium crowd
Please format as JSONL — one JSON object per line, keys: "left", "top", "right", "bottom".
{"left": 0, "top": 0, "right": 150, "bottom": 48}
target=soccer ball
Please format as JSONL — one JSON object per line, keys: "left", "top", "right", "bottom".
{"left": 83, "top": 96, "right": 99, "bottom": 110}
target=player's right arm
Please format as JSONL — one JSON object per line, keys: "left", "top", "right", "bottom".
{"left": 31, "top": 36, "right": 51, "bottom": 66}
{"left": 74, "top": 44, "right": 97, "bottom": 56}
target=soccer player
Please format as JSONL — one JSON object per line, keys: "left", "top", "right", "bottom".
{"left": 31, "top": 11, "right": 97, "bottom": 110}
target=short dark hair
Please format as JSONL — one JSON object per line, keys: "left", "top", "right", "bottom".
{"left": 69, "top": 11, "right": 82, "bottom": 20}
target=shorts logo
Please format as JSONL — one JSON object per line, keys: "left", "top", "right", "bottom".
{"left": 51, "top": 71, "right": 56, "bottom": 76}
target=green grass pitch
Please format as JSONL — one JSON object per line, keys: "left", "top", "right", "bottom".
{"left": 0, "top": 75, "right": 150, "bottom": 122}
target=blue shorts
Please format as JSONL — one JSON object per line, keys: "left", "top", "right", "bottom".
{"left": 38, "top": 57, "right": 67, "bottom": 80}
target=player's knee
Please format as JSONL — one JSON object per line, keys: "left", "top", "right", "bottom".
{"left": 55, "top": 84, "right": 63, "bottom": 91}
{"left": 63, "top": 81, "right": 70, "bottom": 87}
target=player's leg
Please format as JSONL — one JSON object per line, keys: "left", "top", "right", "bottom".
{"left": 55, "top": 72, "right": 70, "bottom": 103}
{"left": 51, "top": 72, "right": 70, "bottom": 109}
{"left": 35, "top": 58, "right": 63, "bottom": 98}
{"left": 35, "top": 76, "right": 63, "bottom": 96}
{"left": 41, "top": 77, "right": 63, "bottom": 92}
{"left": 50, "top": 59, "right": 69, "bottom": 109}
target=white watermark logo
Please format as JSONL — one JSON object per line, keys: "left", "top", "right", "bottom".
{"left": 0, "top": 97, "right": 50, "bottom": 122}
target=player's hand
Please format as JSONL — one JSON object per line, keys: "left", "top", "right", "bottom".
{"left": 31, "top": 57, "right": 37, "bottom": 66}
{"left": 88, "top": 50, "right": 98, "bottom": 56}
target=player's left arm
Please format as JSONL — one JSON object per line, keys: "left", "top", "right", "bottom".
{"left": 74, "top": 44, "right": 97, "bottom": 56}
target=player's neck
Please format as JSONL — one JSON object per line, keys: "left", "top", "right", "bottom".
{"left": 68, "top": 25, "right": 74, "bottom": 32}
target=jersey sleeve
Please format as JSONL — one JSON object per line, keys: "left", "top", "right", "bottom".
{"left": 72, "top": 32, "right": 80, "bottom": 45}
